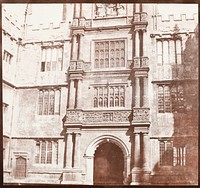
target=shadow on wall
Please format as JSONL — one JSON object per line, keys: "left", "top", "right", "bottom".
{"left": 151, "top": 24, "right": 198, "bottom": 185}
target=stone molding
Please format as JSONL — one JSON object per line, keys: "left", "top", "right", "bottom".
{"left": 64, "top": 108, "right": 150, "bottom": 125}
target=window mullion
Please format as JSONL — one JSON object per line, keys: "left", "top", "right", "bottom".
{"left": 39, "top": 141, "right": 42, "bottom": 163}
{"left": 45, "top": 141, "right": 48, "bottom": 164}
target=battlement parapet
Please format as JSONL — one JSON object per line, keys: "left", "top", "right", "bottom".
{"left": 155, "top": 13, "right": 198, "bottom": 22}
{"left": 2, "top": 8, "right": 23, "bottom": 39}
{"left": 154, "top": 13, "right": 198, "bottom": 33}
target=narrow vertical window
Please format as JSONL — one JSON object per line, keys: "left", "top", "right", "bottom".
{"left": 164, "top": 86, "right": 171, "bottom": 112}
{"left": 176, "top": 40, "right": 182, "bottom": 64}
{"left": 54, "top": 141, "right": 58, "bottom": 165}
{"left": 46, "top": 48, "right": 51, "bottom": 71}
{"left": 43, "top": 91, "right": 49, "bottom": 115}
{"left": 160, "top": 141, "right": 165, "bottom": 165}
{"left": 35, "top": 141, "right": 40, "bottom": 163}
{"left": 158, "top": 86, "right": 164, "bottom": 113}
{"left": 157, "top": 40, "right": 163, "bottom": 64}
{"left": 51, "top": 48, "right": 57, "bottom": 71}
{"left": 163, "top": 40, "right": 169, "bottom": 64}
{"left": 57, "top": 47, "right": 63, "bottom": 71}
{"left": 169, "top": 40, "right": 175, "bottom": 64}
{"left": 54, "top": 90, "right": 60, "bottom": 115}
{"left": 41, "top": 141, "right": 46, "bottom": 163}
{"left": 99, "top": 97, "right": 103, "bottom": 107}
{"left": 41, "top": 48, "right": 46, "bottom": 72}
{"left": 94, "top": 97, "right": 98, "bottom": 108}
{"left": 38, "top": 91, "right": 43, "bottom": 115}
{"left": 110, "top": 97, "right": 114, "bottom": 107}
{"left": 47, "top": 142, "right": 52, "bottom": 164}
{"left": 49, "top": 90, "right": 55, "bottom": 115}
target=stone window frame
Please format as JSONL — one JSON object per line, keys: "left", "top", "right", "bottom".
{"left": 159, "top": 139, "right": 186, "bottom": 167}
{"left": 38, "top": 88, "right": 61, "bottom": 115}
{"left": 157, "top": 83, "right": 184, "bottom": 113}
{"left": 40, "top": 45, "right": 63, "bottom": 72}
{"left": 156, "top": 37, "right": 182, "bottom": 65}
{"left": 34, "top": 139, "right": 58, "bottom": 165}
{"left": 93, "top": 84, "right": 125, "bottom": 109}
{"left": 93, "top": 38, "right": 127, "bottom": 70}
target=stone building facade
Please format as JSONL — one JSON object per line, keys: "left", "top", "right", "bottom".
{"left": 2, "top": 3, "right": 198, "bottom": 185}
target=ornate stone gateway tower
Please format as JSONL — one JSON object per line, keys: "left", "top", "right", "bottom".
{"left": 62, "top": 3, "right": 150, "bottom": 185}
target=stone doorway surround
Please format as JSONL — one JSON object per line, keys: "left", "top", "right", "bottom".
{"left": 84, "top": 135, "right": 130, "bottom": 185}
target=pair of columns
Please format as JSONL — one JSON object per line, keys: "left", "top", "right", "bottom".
{"left": 133, "top": 132, "right": 149, "bottom": 170}
{"left": 65, "top": 133, "right": 81, "bottom": 168}
{"left": 71, "top": 33, "right": 84, "bottom": 60}
{"left": 135, "top": 76, "right": 148, "bottom": 107}
{"left": 68, "top": 79, "right": 82, "bottom": 109}
{"left": 135, "top": 29, "right": 148, "bottom": 57}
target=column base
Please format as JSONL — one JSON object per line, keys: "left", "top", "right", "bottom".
{"left": 61, "top": 168, "right": 82, "bottom": 184}
{"left": 131, "top": 168, "right": 151, "bottom": 185}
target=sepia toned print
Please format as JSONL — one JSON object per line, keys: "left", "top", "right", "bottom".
{"left": 2, "top": 3, "right": 198, "bottom": 185}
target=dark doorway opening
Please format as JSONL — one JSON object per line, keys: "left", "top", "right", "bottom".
{"left": 94, "top": 142, "right": 124, "bottom": 185}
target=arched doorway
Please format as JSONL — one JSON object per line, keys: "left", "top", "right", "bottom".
{"left": 94, "top": 142, "right": 124, "bottom": 185}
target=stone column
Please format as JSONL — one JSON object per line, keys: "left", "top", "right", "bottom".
{"left": 143, "top": 77, "right": 148, "bottom": 107}
{"left": 69, "top": 80, "right": 75, "bottom": 109}
{"left": 66, "top": 133, "right": 73, "bottom": 168}
{"left": 77, "top": 79, "right": 82, "bottom": 109}
{"left": 133, "top": 133, "right": 140, "bottom": 169}
{"left": 72, "top": 34, "right": 77, "bottom": 60}
{"left": 74, "top": 133, "right": 81, "bottom": 168}
{"left": 78, "top": 34, "right": 83, "bottom": 60}
{"left": 143, "top": 30, "right": 147, "bottom": 57}
{"left": 142, "top": 133, "right": 149, "bottom": 170}
{"left": 135, "top": 30, "right": 140, "bottom": 57}
{"left": 62, "top": 4, "right": 67, "bottom": 21}
{"left": 74, "top": 3, "right": 80, "bottom": 18}
{"left": 135, "top": 77, "right": 140, "bottom": 107}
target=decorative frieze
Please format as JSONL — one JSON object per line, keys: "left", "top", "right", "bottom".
{"left": 132, "top": 108, "right": 150, "bottom": 122}
{"left": 133, "top": 57, "right": 149, "bottom": 68}
{"left": 64, "top": 108, "right": 150, "bottom": 124}
{"left": 65, "top": 110, "right": 132, "bottom": 124}
{"left": 69, "top": 60, "right": 84, "bottom": 71}
{"left": 133, "top": 12, "right": 148, "bottom": 23}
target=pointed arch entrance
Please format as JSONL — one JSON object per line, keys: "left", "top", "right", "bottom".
{"left": 84, "top": 135, "right": 130, "bottom": 185}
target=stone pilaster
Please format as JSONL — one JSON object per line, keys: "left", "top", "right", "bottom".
{"left": 69, "top": 80, "right": 75, "bottom": 109}
{"left": 135, "top": 77, "right": 140, "bottom": 107}
{"left": 66, "top": 133, "right": 73, "bottom": 168}
{"left": 72, "top": 34, "right": 78, "bottom": 60}
{"left": 135, "top": 30, "right": 140, "bottom": 57}
{"left": 143, "top": 77, "right": 148, "bottom": 107}
{"left": 74, "top": 133, "right": 81, "bottom": 168}
{"left": 76, "top": 79, "right": 82, "bottom": 109}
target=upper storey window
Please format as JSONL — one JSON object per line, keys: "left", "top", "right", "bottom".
{"left": 94, "top": 86, "right": 125, "bottom": 108}
{"left": 95, "top": 4, "right": 126, "bottom": 18}
{"left": 158, "top": 84, "right": 184, "bottom": 113}
{"left": 41, "top": 46, "right": 63, "bottom": 72}
{"left": 94, "top": 40, "right": 125, "bottom": 69}
{"left": 157, "top": 39, "right": 182, "bottom": 65}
